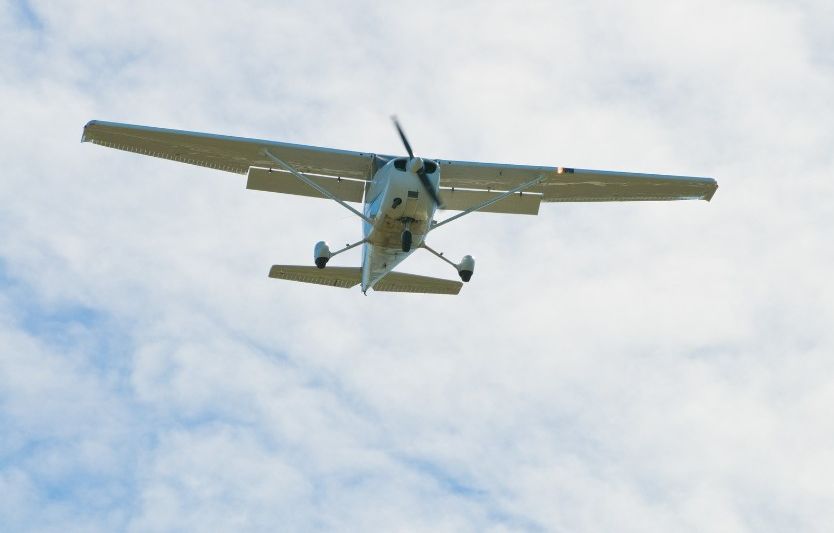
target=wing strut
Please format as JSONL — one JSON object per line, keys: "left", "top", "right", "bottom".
{"left": 263, "top": 149, "right": 373, "bottom": 224}
{"left": 429, "top": 173, "right": 549, "bottom": 232}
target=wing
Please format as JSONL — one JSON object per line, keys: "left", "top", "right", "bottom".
{"left": 246, "top": 168, "right": 365, "bottom": 203}
{"left": 439, "top": 188, "right": 541, "bottom": 215}
{"left": 81, "top": 120, "right": 376, "bottom": 180}
{"left": 82, "top": 120, "right": 717, "bottom": 203}
{"left": 435, "top": 159, "right": 717, "bottom": 202}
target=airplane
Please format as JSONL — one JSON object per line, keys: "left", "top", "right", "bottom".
{"left": 81, "top": 118, "right": 717, "bottom": 295}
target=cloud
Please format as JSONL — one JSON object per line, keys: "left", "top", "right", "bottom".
{"left": 1, "top": 0, "right": 833, "bottom": 531}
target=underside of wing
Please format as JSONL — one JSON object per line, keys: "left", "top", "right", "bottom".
{"left": 435, "top": 159, "right": 717, "bottom": 202}
{"left": 82, "top": 120, "right": 375, "bottom": 180}
{"left": 247, "top": 167, "right": 365, "bottom": 203}
{"left": 439, "top": 188, "right": 541, "bottom": 215}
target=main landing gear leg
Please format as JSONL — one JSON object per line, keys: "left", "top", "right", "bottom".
{"left": 313, "top": 238, "right": 367, "bottom": 269}
{"left": 421, "top": 243, "right": 476, "bottom": 282}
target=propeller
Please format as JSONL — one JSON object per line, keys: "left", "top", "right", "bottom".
{"left": 391, "top": 116, "right": 444, "bottom": 208}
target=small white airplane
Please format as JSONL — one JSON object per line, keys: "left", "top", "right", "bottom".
{"left": 82, "top": 118, "right": 717, "bottom": 295}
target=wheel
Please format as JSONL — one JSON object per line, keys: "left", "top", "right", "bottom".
{"left": 315, "top": 256, "right": 328, "bottom": 269}
{"left": 401, "top": 230, "right": 413, "bottom": 252}
{"left": 458, "top": 269, "right": 473, "bottom": 282}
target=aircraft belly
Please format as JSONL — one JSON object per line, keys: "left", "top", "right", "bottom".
{"left": 365, "top": 167, "right": 431, "bottom": 248}
{"left": 360, "top": 163, "right": 440, "bottom": 291}
{"left": 363, "top": 243, "right": 412, "bottom": 288}
{"left": 367, "top": 215, "right": 428, "bottom": 248}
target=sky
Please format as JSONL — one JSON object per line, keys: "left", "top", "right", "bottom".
{"left": 1, "top": 0, "right": 833, "bottom": 531}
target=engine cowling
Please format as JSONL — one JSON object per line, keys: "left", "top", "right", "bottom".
{"left": 458, "top": 255, "right": 475, "bottom": 282}
{"left": 314, "top": 241, "right": 331, "bottom": 269}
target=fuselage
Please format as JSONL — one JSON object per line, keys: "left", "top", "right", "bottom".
{"left": 360, "top": 158, "right": 440, "bottom": 292}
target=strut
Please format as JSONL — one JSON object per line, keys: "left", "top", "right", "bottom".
{"left": 262, "top": 149, "right": 373, "bottom": 225}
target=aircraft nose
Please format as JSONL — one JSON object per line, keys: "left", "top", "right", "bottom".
{"left": 409, "top": 157, "right": 424, "bottom": 173}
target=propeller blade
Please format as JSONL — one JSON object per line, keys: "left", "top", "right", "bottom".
{"left": 417, "top": 166, "right": 444, "bottom": 208}
{"left": 391, "top": 116, "right": 414, "bottom": 159}
{"left": 391, "top": 116, "right": 443, "bottom": 208}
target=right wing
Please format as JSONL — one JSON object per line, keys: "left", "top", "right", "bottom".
{"left": 82, "top": 120, "right": 376, "bottom": 180}
{"left": 246, "top": 168, "right": 365, "bottom": 203}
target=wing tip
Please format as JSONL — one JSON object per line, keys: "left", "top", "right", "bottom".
{"left": 704, "top": 179, "right": 718, "bottom": 202}
{"left": 81, "top": 119, "right": 99, "bottom": 143}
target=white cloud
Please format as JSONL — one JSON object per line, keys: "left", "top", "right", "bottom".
{"left": 1, "top": 0, "right": 833, "bottom": 531}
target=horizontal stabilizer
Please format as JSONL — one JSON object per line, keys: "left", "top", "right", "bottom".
{"left": 268, "top": 265, "right": 361, "bottom": 288}
{"left": 268, "top": 266, "right": 462, "bottom": 295}
{"left": 374, "top": 272, "right": 462, "bottom": 295}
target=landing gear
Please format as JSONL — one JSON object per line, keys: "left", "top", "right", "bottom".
{"left": 314, "top": 241, "right": 331, "bottom": 269}
{"left": 312, "top": 238, "right": 367, "bottom": 269}
{"left": 401, "top": 219, "right": 413, "bottom": 252}
{"left": 457, "top": 255, "right": 475, "bottom": 282}
{"left": 421, "top": 244, "right": 476, "bottom": 283}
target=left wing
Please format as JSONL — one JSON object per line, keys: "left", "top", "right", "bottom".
{"left": 82, "top": 120, "right": 376, "bottom": 180}
{"left": 439, "top": 188, "right": 541, "bottom": 215}
{"left": 435, "top": 159, "right": 717, "bottom": 202}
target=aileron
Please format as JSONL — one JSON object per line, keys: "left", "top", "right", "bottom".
{"left": 82, "top": 120, "right": 376, "bottom": 179}
{"left": 436, "top": 159, "right": 716, "bottom": 202}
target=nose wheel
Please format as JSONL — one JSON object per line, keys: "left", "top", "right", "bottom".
{"left": 400, "top": 219, "right": 414, "bottom": 252}
{"left": 401, "top": 230, "right": 413, "bottom": 252}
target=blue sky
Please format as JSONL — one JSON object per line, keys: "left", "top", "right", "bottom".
{"left": 1, "top": 1, "right": 833, "bottom": 531}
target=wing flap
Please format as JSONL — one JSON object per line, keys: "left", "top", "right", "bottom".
{"left": 268, "top": 265, "right": 361, "bottom": 288}
{"left": 82, "top": 120, "right": 375, "bottom": 179}
{"left": 436, "top": 160, "right": 717, "bottom": 202}
{"left": 247, "top": 167, "right": 365, "bottom": 202}
{"left": 373, "top": 272, "right": 462, "bottom": 295}
{"left": 439, "top": 188, "right": 541, "bottom": 215}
